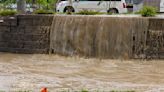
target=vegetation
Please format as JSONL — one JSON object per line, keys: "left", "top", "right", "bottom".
{"left": 31, "top": 0, "right": 57, "bottom": 10}
{"left": 0, "top": 0, "right": 159, "bottom": 16}
{"left": 34, "top": 9, "right": 55, "bottom": 14}
{"left": 139, "top": 6, "right": 157, "bottom": 17}
{"left": 0, "top": 10, "right": 17, "bottom": 16}
{"left": 76, "top": 10, "right": 103, "bottom": 15}
{"left": 81, "top": 89, "right": 89, "bottom": 92}
{"left": 0, "top": 0, "right": 16, "bottom": 6}
{"left": 0, "top": 0, "right": 57, "bottom": 11}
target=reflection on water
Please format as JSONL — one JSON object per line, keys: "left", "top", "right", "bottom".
{"left": 0, "top": 53, "right": 164, "bottom": 91}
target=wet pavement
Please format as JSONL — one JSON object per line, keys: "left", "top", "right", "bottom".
{"left": 0, "top": 53, "right": 164, "bottom": 92}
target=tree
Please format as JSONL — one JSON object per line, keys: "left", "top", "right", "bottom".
{"left": 47, "top": 0, "right": 58, "bottom": 10}
{"left": 35, "top": 0, "right": 57, "bottom": 10}
{"left": 0, "top": 0, "right": 16, "bottom": 4}
{"left": 37, "top": 0, "right": 47, "bottom": 9}
{"left": 0, "top": 0, "right": 16, "bottom": 10}
{"left": 17, "top": 0, "right": 26, "bottom": 14}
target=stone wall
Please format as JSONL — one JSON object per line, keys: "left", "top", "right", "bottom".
{"left": 0, "top": 15, "right": 53, "bottom": 53}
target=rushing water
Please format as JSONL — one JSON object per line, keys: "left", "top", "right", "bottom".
{"left": 0, "top": 53, "right": 164, "bottom": 91}
{"left": 50, "top": 15, "right": 149, "bottom": 59}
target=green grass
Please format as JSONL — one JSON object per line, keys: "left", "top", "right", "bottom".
{"left": 75, "top": 10, "right": 103, "bottom": 15}
{"left": 0, "top": 10, "right": 17, "bottom": 16}
{"left": 34, "top": 9, "right": 55, "bottom": 14}
{"left": 81, "top": 89, "right": 89, "bottom": 92}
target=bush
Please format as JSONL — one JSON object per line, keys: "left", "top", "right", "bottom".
{"left": 76, "top": 10, "right": 102, "bottom": 15}
{"left": 0, "top": 10, "right": 17, "bottom": 16}
{"left": 139, "top": 6, "right": 157, "bottom": 17}
{"left": 81, "top": 89, "right": 89, "bottom": 92}
{"left": 34, "top": 9, "right": 55, "bottom": 14}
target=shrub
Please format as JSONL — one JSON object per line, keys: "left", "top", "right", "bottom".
{"left": 76, "top": 10, "right": 102, "bottom": 15}
{"left": 81, "top": 89, "right": 89, "bottom": 92}
{"left": 139, "top": 6, "right": 157, "bottom": 17}
{"left": 0, "top": 10, "right": 17, "bottom": 16}
{"left": 34, "top": 9, "right": 55, "bottom": 14}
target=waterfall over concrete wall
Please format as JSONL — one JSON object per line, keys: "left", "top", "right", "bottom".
{"left": 50, "top": 15, "right": 149, "bottom": 59}
{"left": 1, "top": 15, "right": 164, "bottom": 59}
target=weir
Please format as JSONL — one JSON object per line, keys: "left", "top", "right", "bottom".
{"left": 50, "top": 15, "right": 149, "bottom": 59}
{"left": 0, "top": 15, "right": 164, "bottom": 59}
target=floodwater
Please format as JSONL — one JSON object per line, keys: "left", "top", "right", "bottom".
{"left": 0, "top": 53, "right": 164, "bottom": 92}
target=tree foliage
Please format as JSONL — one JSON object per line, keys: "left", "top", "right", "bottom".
{"left": 0, "top": 0, "right": 16, "bottom": 5}
{"left": 36, "top": 0, "right": 57, "bottom": 10}
{"left": 0, "top": 0, "right": 57, "bottom": 10}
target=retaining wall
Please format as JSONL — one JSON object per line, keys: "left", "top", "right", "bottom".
{"left": 0, "top": 15, "right": 164, "bottom": 59}
{"left": 50, "top": 15, "right": 149, "bottom": 59}
{"left": 0, "top": 15, "right": 53, "bottom": 53}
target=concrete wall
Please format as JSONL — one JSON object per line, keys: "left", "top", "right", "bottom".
{"left": 50, "top": 15, "right": 149, "bottom": 59}
{"left": 0, "top": 15, "right": 53, "bottom": 53}
{"left": 0, "top": 15, "right": 164, "bottom": 59}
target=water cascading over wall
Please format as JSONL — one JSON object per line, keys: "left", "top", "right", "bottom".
{"left": 50, "top": 15, "right": 149, "bottom": 59}
{"left": 1, "top": 15, "right": 164, "bottom": 59}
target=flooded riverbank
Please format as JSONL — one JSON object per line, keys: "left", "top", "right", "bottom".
{"left": 0, "top": 53, "right": 164, "bottom": 92}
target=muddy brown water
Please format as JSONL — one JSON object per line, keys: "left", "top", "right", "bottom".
{"left": 0, "top": 53, "right": 164, "bottom": 92}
